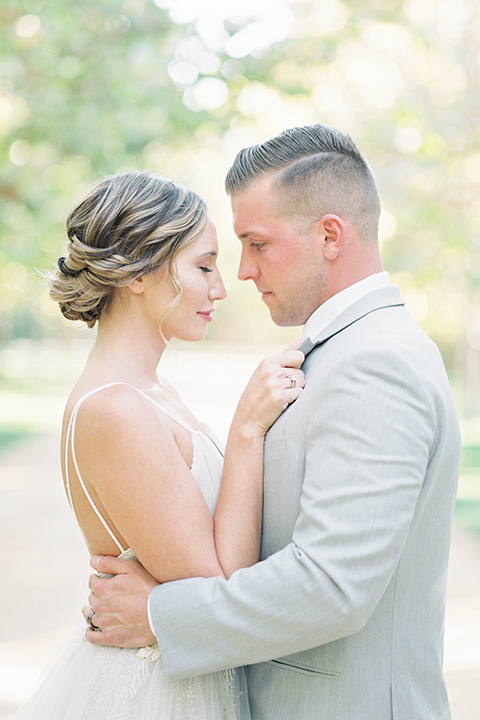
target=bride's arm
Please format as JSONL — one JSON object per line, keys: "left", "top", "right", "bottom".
{"left": 74, "top": 350, "right": 303, "bottom": 585}
{"left": 214, "top": 349, "right": 304, "bottom": 577}
{"left": 74, "top": 387, "right": 226, "bottom": 583}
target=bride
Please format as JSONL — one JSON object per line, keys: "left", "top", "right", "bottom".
{"left": 15, "top": 170, "right": 304, "bottom": 719}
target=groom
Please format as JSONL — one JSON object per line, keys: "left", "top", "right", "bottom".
{"left": 86, "top": 124, "right": 461, "bottom": 719}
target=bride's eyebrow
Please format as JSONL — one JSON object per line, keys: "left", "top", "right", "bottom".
{"left": 196, "top": 251, "right": 217, "bottom": 261}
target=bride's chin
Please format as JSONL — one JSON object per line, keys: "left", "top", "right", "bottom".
{"left": 173, "top": 329, "right": 209, "bottom": 344}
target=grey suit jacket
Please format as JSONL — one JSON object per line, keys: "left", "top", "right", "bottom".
{"left": 150, "top": 285, "right": 461, "bottom": 720}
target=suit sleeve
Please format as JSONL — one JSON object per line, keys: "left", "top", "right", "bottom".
{"left": 150, "top": 345, "right": 435, "bottom": 678}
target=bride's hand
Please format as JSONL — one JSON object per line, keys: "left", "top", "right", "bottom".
{"left": 233, "top": 347, "right": 305, "bottom": 437}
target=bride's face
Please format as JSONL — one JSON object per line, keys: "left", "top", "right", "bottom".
{"left": 144, "top": 218, "right": 227, "bottom": 343}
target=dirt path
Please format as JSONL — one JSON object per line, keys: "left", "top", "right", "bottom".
{"left": 1, "top": 431, "right": 479, "bottom": 719}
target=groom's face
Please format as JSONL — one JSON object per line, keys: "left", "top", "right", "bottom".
{"left": 231, "top": 174, "right": 326, "bottom": 327}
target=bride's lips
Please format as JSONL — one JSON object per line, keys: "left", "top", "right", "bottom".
{"left": 197, "top": 310, "right": 214, "bottom": 322}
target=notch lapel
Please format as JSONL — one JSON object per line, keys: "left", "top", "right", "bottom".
{"left": 299, "top": 285, "right": 405, "bottom": 359}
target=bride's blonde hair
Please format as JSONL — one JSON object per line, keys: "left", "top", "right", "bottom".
{"left": 49, "top": 170, "right": 207, "bottom": 327}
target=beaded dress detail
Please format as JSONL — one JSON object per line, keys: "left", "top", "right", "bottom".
{"left": 15, "top": 383, "right": 250, "bottom": 720}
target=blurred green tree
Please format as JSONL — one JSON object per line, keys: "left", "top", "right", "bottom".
{"left": 1, "top": 0, "right": 479, "bottom": 411}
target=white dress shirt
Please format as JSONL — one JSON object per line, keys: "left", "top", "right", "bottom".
{"left": 303, "top": 271, "right": 391, "bottom": 341}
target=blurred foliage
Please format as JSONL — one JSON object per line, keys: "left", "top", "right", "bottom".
{"left": 1, "top": 0, "right": 480, "bottom": 412}
{"left": 455, "top": 498, "right": 480, "bottom": 537}
{"left": 456, "top": 443, "right": 480, "bottom": 536}
{"left": 0, "top": 426, "right": 37, "bottom": 457}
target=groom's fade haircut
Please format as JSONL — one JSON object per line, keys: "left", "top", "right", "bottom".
{"left": 225, "top": 124, "right": 381, "bottom": 243}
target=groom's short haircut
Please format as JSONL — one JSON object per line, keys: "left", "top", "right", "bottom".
{"left": 225, "top": 124, "right": 381, "bottom": 243}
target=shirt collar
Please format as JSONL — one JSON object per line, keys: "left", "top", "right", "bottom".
{"left": 303, "top": 271, "right": 391, "bottom": 341}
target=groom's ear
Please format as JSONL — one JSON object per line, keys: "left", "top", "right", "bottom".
{"left": 317, "top": 214, "right": 345, "bottom": 261}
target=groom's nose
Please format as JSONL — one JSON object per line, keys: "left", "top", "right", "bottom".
{"left": 237, "top": 249, "right": 260, "bottom": 282}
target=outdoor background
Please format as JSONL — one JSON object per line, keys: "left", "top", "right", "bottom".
{"left": 1, "top": 0, "right": 479, "bottom": 717}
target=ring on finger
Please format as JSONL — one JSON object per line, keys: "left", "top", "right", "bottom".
{"left": 287, "top": 375, "right": 297, "bottom": 389}
{"left": 87, "top": 608, "right": 100, "bottom": 631}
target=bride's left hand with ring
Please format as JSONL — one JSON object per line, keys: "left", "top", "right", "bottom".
{"left": 233, "top": 347, "right": 305, "bottom": 437}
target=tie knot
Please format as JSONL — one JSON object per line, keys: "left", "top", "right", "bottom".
{"left": 297, "top": 337, "right": 314, "bottom": 357}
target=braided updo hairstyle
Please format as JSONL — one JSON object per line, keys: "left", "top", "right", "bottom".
{"left": 49, "top": 171, "right": 208, "bottom": 327}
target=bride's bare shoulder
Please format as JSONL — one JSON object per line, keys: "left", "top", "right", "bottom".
{"left": 68, "top": 383, "right": 170, "bottom": 447}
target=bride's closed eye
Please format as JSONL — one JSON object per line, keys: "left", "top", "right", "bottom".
{"left": 200, "top": 267, "right": 213, "bottom": 273}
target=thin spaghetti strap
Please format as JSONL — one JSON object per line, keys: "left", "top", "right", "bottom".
{"left": 129, "top": 385, "right": 197, "bottom": 433}
{"left": 64, "top": 412, "right": 75, "bottom": 511}
{"left": 64, "top": 381, "right": 197, "bottom": 555}
{"left": 65, "top": 383, "right": 132, "bottom": 554}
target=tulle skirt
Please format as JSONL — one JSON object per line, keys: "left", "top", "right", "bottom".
{"left": 15, "top": 624, "right": 250, "bottom": 719}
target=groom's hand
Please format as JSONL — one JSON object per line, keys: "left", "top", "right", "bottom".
{"left": 83, "top": 555, "right": 157, "bottom": 648}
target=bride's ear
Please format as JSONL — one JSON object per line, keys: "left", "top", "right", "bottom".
{"left": 126, "top": 276, "right": 146, "bottom": 295}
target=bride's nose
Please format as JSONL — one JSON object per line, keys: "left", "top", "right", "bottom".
{"left": 210, "top": 269, "right": 227, "bottom": 301}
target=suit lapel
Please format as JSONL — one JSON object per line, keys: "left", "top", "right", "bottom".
{"left": 299, "top": 285, "right": 405, "bottom": 358}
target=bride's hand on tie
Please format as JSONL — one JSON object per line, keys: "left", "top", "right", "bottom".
{"left": 234, "top": 346, "right": 305, "bottom": 437}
